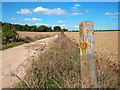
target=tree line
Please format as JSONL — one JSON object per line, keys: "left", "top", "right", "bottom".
{"left": 1, "top": 21, "right": 68, "bottom": 32}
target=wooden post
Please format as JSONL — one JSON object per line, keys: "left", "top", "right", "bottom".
{"left": 79, "top": 21, "right": 98, "bottom": 88}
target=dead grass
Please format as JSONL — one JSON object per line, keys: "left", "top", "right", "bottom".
{"left": 17, "top": 34, "right": 81, "bottom": 88}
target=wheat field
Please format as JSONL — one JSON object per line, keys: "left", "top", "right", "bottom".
{"left": 65, "top": 31, "right": 119, "bottom": 88}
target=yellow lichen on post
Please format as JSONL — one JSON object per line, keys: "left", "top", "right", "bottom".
{"left": 84, "top": 24, "right": 86, "bottom": 26}
{"left": 84, "top": 61, "right": 87, "bottom": 67}
{"left": 91, "top": 31, "right": 94, "bottom": 34}
{"left": 84, "top": 78, "right": 88, "bottom": 82}
{"left": 83, "top": 41, "right": 89, "bottom": 51}
{"left": 86, "top": 29, "right": 89, "bottom": 32}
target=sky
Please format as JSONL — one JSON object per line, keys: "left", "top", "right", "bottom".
{"left": 2, "top": 2, "right": 118, "bottom": 31}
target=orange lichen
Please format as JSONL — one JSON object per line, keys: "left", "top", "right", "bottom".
{"left": 84, "top": 61, "right": 87, "bottom": 67}
{"left": 80, "top": 26, "right": 82, "bottom": 30}
{"left": 84, "top": 78, "right": 88, "bottom": 82}
{"left": 82, "top": 74, "right": 84, "bottom": 82}
{"left": 84, "top": 24, "right": 86, "bottom": 26}
{"left": 91, "top": 31, "right": 94, "bottom": 34}
{"left": 92, "top": 24, "right": 94, "bottom": 28}
{"left": 81, "top": 55, "right": 83, "bottom": 59}
{"left": 83, "top": 41, "right": 89, "bottom": 51}
{"left": 86, "top": 29, "right": 88, "bottom": 31}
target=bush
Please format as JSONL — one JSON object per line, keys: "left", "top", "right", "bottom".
{"left": 2, "top": 24, "right": 18, "bottom": 44}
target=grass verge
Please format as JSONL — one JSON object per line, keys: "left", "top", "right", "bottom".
{"left": 17, "top": 34, "right": 81, "bottom": 88}
{"left": 2, "top": 34, "right": 52, "bottom": 50}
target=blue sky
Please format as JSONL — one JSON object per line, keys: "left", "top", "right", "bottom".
{"left": 2, "top": 2, "right": 118, "bottom": 31}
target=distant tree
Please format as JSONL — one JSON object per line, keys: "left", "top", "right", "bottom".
{"left": 47, "top": 26, "right": 52, "bottom": 32}
{"left": 38, "top": 25, "right": 48, "bottom": 32}
{"left": 31, "top": 26, "right": 37, "bottom": 32}
{"left": 62, "top": 28, "right": 68, "bottom": 32}
{"left": 1, "top": 21, "right": 69, "bottom": 32}
{"left": 54, "top": 26, "right": 61, "bottom": 32}
{"left": 72, "top": 30, "right": 78, "bottom": 32}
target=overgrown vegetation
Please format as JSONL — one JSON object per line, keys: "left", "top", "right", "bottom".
{"left": 17, "top": 34, "right": 81, "bottom": 88}
{"left": 2, "top": 34, "right": 52, "bottom": 50}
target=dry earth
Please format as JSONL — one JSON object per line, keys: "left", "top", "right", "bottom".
{"left": 1, "top": 34, "right": 58, "bottom": 88}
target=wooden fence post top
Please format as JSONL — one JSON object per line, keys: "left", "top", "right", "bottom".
{"left": 79, "top": 21, "right": 94, "bottom": 54}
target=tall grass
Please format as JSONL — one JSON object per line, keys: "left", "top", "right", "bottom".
{"left": 17, "top": 34, "right": 81, "bottom": 88}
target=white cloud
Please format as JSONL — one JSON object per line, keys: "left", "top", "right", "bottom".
{"left": 35, "top": 23, "right": 49, "bottom": 26}
{"left": 74, "top": 4, "right": 81, "bottom": 7}
{"left": 70, "top": 13, "right": 83, "bottom": 16}
{"left": 10, "top": 18, "right": 16, "bottom": 20}
{"left": 71, "top": 4, "right": 82, "bottom": 11}
{"left": 33, "top": 7, "right": 66, "bottom": 15}
{"left": 105, "top": 12, "right": 120, "bottom": 15}
{"left": 35, "top": 23, "right": 79, "bottom": 30}
{"left": 105, "top": 12, "right": 114, "bottom": 15}
{"left": 24, "top": 18, "right": 42, "bottom": 22}
{"left": 17, "top": 9, "right": 32, "bottom": 15}
{"left": 74, "top": 26, "right": 79, "bottom": 28}
{"left": 58, "top": 21, "right": 64, "bottom": 23}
